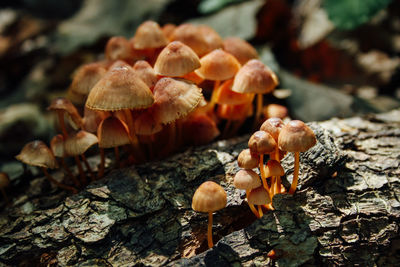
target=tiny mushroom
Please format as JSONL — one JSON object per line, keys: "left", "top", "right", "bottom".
{"left": 247, "top": 186, "right": 271, "bottom": 217}
{"left": 233, "top": 169, "right": 262, "bottom": 218}
{"left": 192, "top": 181, "right": 227, "bottom": 248}
{"left": 278, "top": 120, "right": 316, "bottom": 194}
{"left": 237, "top": 149, "right": 259, "bottom": 169}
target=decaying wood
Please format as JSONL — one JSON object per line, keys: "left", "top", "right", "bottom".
{"left": 0, "top": 110, "right": 399, "bottom": 266}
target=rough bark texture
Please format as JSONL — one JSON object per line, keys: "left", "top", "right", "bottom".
{"left": 0, "top": 110, "right": 399, "bottom": 266}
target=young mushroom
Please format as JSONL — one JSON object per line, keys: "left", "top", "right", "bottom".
{"left": 0, "top": 172, "right": 10, "bottom": 204}
{"left": 233, "top": 169, "right": 262, "bottom": 218}
{"left": 278, "top": 120, "right": 316, "bottom": 194}
{"left": 16, "top": 141, "right": 77, "bottom": 193}
{"left": 247, "top": 185, "right": 271, "bottom": 217}
{"left": 192, "top": 181, "right": 227, "bottom": 248}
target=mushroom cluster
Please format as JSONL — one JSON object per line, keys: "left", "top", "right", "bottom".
{"left": 14, "top": 21, "right": 285, "bottom": 193}
{"left": 233, "top": 118, "right": 316, "bottom": 218}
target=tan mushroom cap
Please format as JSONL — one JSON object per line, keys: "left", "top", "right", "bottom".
{"left": 48, "top": 97, "right": 83, "bottom": 127}
{"left": 192, "top": 181, "right": 227, "bottom": 213}
{"left": 153, "top": 77, "right": 202, "bottom": 124}
{"left": 265, "top": 160, "right": 284, "bottom": 177}
{"left": 82, "top": 107, "right": 110, "bottom": 133}
{"left": 182, "top": 113, "right": 220, "bottom": 145}
{"left": 105, "top": 36, "right": 133, "bottom": 61}
{"left": 223, "top": 37, "right": 258, "bottom": 65}
{"left": 131, "top": 20, "right": 168, "bottom": 49}
{"left": 86, "top": 66, "right": 154, "bottom": 111}
{"left": 233, "top": 169, "right": 261, "bottom": 190}
{"left": 132, "top": 60, "right": 158, "bottom": 88}
{"left": 64, "top": 130, "right": 98, "bottom": 156}
{"left": 215, "top": 79, "right": 253, "bottom": 105}
{"left": 195, "top": 49, "right": 241, "bottom": 81}
{"left": 260, "top": 117, "right": 285, "bottom": 141}
{"left": 69, "top": 62, "right": 107, "bottom": 96}
{"left": 232, "top": 59, "right": 279, "bottom": 94}
{"left": 134, "top": 107, "right": 162, "bottom": 135}
{"left": 263, "top": 104, "right": 288, "bottom": 120}
{"left": 248, "top": 131, "right": 277, "bottom": 155}
{"left": 154, "top": 41, "right": 201, "bottom": 77}
{"left": 278, "top": 120, "right": 316, "bottom": 152}
{"left": 170, "top": 23, "right": 223, "bottom": 57}
{"left": 162, "top": 23, "right": 176, "bottom": 40}
{"left": 98, "top": 117, "right": 131, "bottom": 148}
{"left": 50, "top": 134, "right": 65, "bottom": 158}
{"left": 16, "top": 140, "right": 58, "bottom": 169}
{"left": 0, "top": 172, "right": 10, "bottom": 188}
{"left": 237, "top": 149, "right": 259, "bottom": 169}
{"left": 247, "top": 186, "right": 271, "bottom": 205}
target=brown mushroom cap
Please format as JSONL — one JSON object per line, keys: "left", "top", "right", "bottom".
{"left": 216, "top": 102, "right": 253, "bottom": 120}
{"left": 237, "top": 149, "right": 259, "bottom": 169}
{"left": 195, "top": 49, "right": 241, "bottom": 81}
{"left": 48, "top": 97, "right": 83, "bottom": 127}
{"left": 170, "top": 24, "right": 223, "bottom": 57}
{"left": 154, "top": 41, "right": 201, "bottom": 77}
{"left": 98, "top": 117, "right": 131, "bottom": 148}
{"left": 131, "top": 20, "right": 168, "bottom": 49}
{"left": 232, "top": 59, "right": 279, "bottom": 94}
{"left": 153, "top": 77, "right": 202, "bottom": 124}
{"left": 215, "top": 79, "right": 253, "bottom": 105}
{"left": 105, "top": 36, "right": 133, "bottom": 62}
{"left": 16, "top": 140, "right": 58, "bottom": 169}
{"left": 248, "top": 131, "right": 277, "bottom": 155}
{"left": 265, "top": 160, "right": 285, "bottom": 177}
{"left": 134, "top": 107, "right": 163, "bottom": 135}
{"left": 278, "top": 120, "right": 316, "bottom": 152}
{"left": 260, "top": 118, "right": 285, "bottom": 141}
{"left": 222, "top": 37, "right": 258, "bottom": 65}
{"left": 182, "top": 113, "right": 220, "bottom": 145}
{"left": 69, "top": 62, "right": 107, "bottom": 97}
{"left": 192, "top": 181, "right": 227, "bottom": 213}
{"left": 86, "top": 66, "right": 154, "bottom": 111}
{"left": 50, "top": 134, "right": 65, "bottom": 158}
{"left": 263, "top": 104, "right": 288, "bottom": 120}
{"left": 0, "top": 172, "right": 10, "bottom": 188}
{"left": 132, "top": 60, "right": 158, "bottom": 89}
{"left": 233, "top": 169, "right": 261, "bottom": 190}
{"left": 64, "top": 130, "right": 98, "bottom": 156}
{"left": 247, "top": 186, "right": 271, "bottom": 205}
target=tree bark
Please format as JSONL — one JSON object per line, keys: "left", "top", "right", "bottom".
{"left": 0, "top": 110, "right": 399, "bottom": 266}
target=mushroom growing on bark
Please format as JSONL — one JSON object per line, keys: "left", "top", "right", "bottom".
{"left": 192, "top": 181, "right": 227, "bottom": 248}
{"left": 278, "top": 120, "right": 316, "bottom": 194}
{"left": 233, "top": 169, "right": 262, "bottom": 218}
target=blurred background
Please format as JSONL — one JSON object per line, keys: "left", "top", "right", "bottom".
{"left": 0, "top": 0, "right": 399, "bottom": 173}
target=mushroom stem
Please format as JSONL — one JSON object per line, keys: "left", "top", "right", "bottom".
{"left": 81, "top": 154, "right": 95, "bottom": 182}
{"left": 123, "top": 110, "right": 145, "bottom": 162}
{"left": 289, "top": 152, "right": 300, "bottom": 194}
{"left": 98, "top": 148, "right": 105, "bottom": 179}
{"left": 0, "top": 187, "right": 9, "bottom": 205}
{"left": 259, "top": 154, "right": 270, "bottom": 191}
{"left": 60, "top": 157, "right": 80, "bottom": 187}
{"left": 253, "top": 93, "right": 263, "bottom": 129}
{"left": 208, "top": 80, "right": 221, "bottom": 111}
{"left": 207, "top": 211, "right": 214, "bottom": 248}
{"left": 258, "top": 205, "right": 264, "bottom": 217}
{"left": 41, "top": 167, "right": 77, "bottom": 193}
{"left": 114, "top": 146, "right": 120, "bottom": 168}
{"left": 246, "top": 190, "right": 260, "bottom": 218}
{"left": 74, "top": 155, "right": 87, "bottom": 185}
{"left": 57, "top": 111, "right": 68, "bottom": 138}
{"left": 160, "top": 122, "right": 176, "bottom": 157}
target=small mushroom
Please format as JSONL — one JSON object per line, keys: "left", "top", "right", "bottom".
{"left": 247, "top": 186, "right": 271, "bottom": 217}
{"left": 222, "top": 37, "right": 258, "bottom": 65}
{"left": 264, "top": 160, "right": 285, "bottom": 196}
{"left": 233, "top": 169, "right": 262, "bottom": 218}
{"left": 192, "top": 181, "right": 227, "bottom": 248}
{"left": 0, "top": 172, "right": 10, "bottom": 204}
{"left": 48, "top": 97, "right": 83, "bottom": 138}
{"left": 237, "top": 149, "right": 259, "bottom": 169}
{"left": 16, "top": 141, "right": 77, "bottom": 193}
{"left": 278, "top": 120, "right": 316, "bottom": 194}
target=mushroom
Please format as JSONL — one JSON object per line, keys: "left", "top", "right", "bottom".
{"left": 0, "top": 172, "right": 10, "bottom": 204}
{"left": 161, "top": 23, "right": 176, "bottom": 40}
{"left": 264, "top": 159, "right": 285, "bottom": 196}
{"left": 278, "top": 120, "right": 316, "bottom": 194}
{"left": 48, "top": 97, "right": 83, "bottom": 139}
{"left": 182, "top": 113, "right": 220, "bottom": 146}
{"left": 263, "top": 104, "right": 289, "bottom": 120}
{"left": 192, "top": 181, "right": 227, "bottom": 248}
{"left": 154, "top": 41, "right": 200, "bottom": 77}
{"left": 233, "top": 169, "right": 262, "bottom": 218}
{"left": 248, "top": 130, "right": 277, "bottom": 192}
{"left": 237, "top": 149, "right": 259, "bottom": 169}
{"left": 247, "top": 185, "right": 271, "bottom": 217}
{"left": 231, "top": 59, "right": 279, "bottom": 127}
{"left": 16, "top": 140, "right": 77, "bottom": 193}
{"left": 132, "top": 60, "right": 158, "bottom": 89}
{"left": 64, "top": 131, "right": 99, "bottom": 183}
{"left": 97, "top": 117, "right": 131, "bottom": 177}
{"left": 105, "top": 36, "right": 137, "bottom": 64}
{"left": 222, "top": 37, "right": 258, "bottom": 65}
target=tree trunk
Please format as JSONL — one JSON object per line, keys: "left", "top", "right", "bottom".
{"left": 0, "top": 110, "right": 399, "bottom": 266}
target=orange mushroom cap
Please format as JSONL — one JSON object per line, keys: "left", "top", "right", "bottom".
{"left": 131, "top": 20, "right": 168, "bottom": 50}
{"left": 134, "top": 107, "right": 163, "bottom": 136}
{"left": 232, "top": 59, "right": 279, "bottom": 94}
{"left": 260, "top": 117, "right": 285, "bottom": 142}
{"left": 237, "top": 149, "right": 259, "bottom": 169}
{"left": 263, "top": 104, "right": 288, "bottom": 120}
{"left": 154, "top": 41, "right": 201, "bottom": 77}
{"left": 192, "top": 181, "right": 227, "bottom": 213}
{"left": 215, "top": 79, "right": 253, "bottom": 105}
{"left": 69, "top": 62, "right": 107, "bottom": 97}
{"left": 195, "top": 49, "right": 241, "bottom": 81}
{"left": 132, "top": 60, "right": 158, "bottom": 89}
{"left": 105, "top": 36, "right": 134, "bottom": 62}
{"left": 98, "top": 117, "right": 131, "bottom": 148}
{"left": 182, "top": 113, "right": 220, "bottom": 145}
{"left": 64, "top": 130, "right": 98, "bottom": 156}
{"left": 265, "top": 160, "right": 285, "bottom": 177}
{"left": 233, "top": 169, "right": 261, "bottom": 190}
{"left": 247, "top": 186, "right": 271, "bottom": 205}
{"left": 16, "top": 140, "right": 58, "bottom": 169}
{"left": 278, "top": 120, "right": 316, "bottom": 152}
{"left": 248, "top": 130, "right": 277, "bottom": 155}
{"left": 222, "top": 37, "right": 258, "bottom": 65}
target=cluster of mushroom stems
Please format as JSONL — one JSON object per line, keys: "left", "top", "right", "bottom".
{"left": 191, "top": 118, "right": 316, "bottom": 249}
{"left": 11, "top": 20, "right": 285, "bottom": 194}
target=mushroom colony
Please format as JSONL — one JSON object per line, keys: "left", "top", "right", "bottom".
{"left": 12, "top": 20, "right": 285, "bottom": 193}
